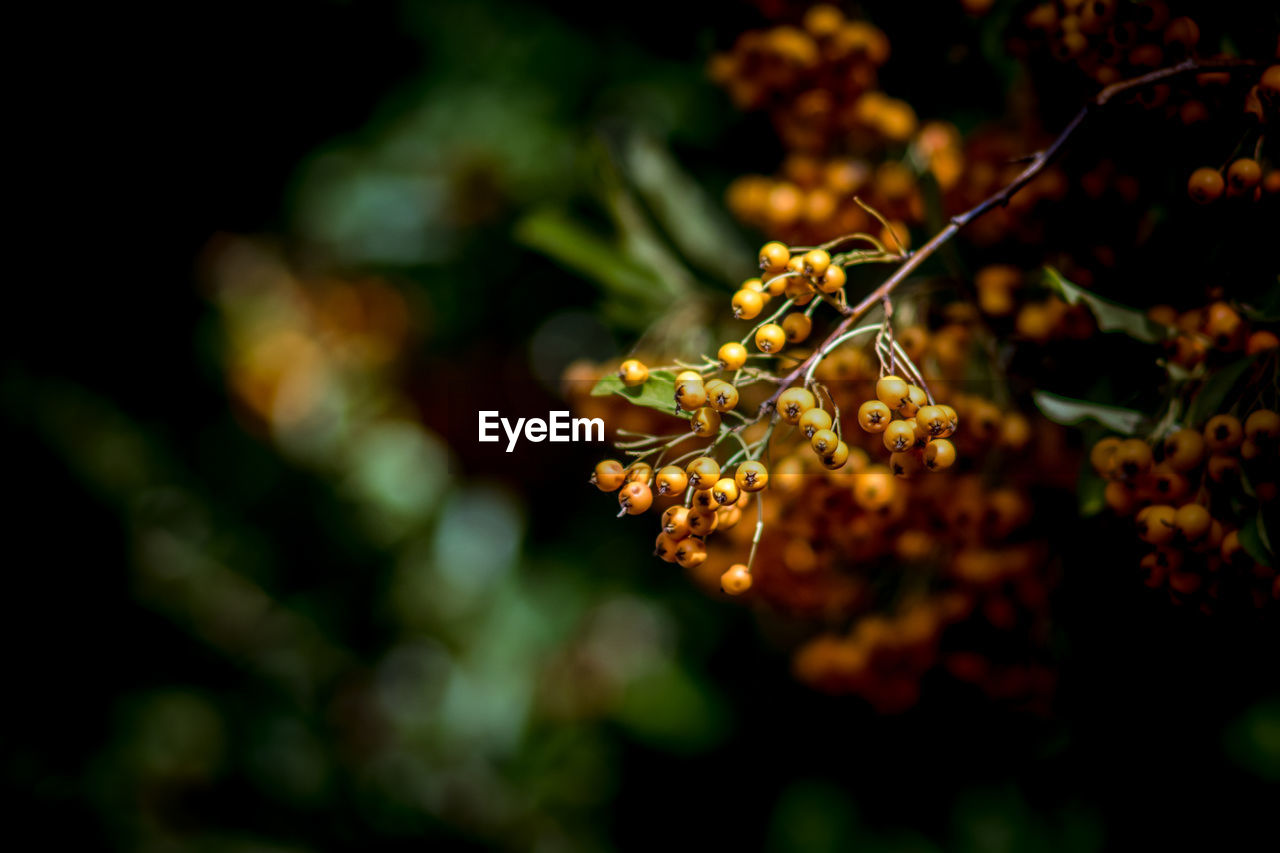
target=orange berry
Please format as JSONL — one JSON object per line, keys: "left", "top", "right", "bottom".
{"left": 1113, "top": 438, "right": 1153, "bottom": 479}
{"left": 1207, "top": 454, "right": 1242, "bottom": 484}
{"left": 1261, "top": 65, "right": 1280, "bottom": 99}
{"left": 721, "top": 564, "right": 753, "bottom": 595}
{"left": 1105, "top": 480, "right": 1138, "bottom": 515}
{"left": 853, "top": 466, "right": 895, "bottom": 510}
{"left": 735, "top": 460, "right": 769, "bottom": 492}
{"left": 802, "top": 249, "right": 831, "bottom": 278}
{"left": 777, "top": 387, "right": 817, "bottom": 423}
{"left": 593, "top": 459, "right": 626, "bottom": 491}
{"left": 623, "top": 462, "right": 653, "bottom": 486}
{"left": 675, "top": 537, "right": 707, "bottom": 568}
{"left": 799, "top": 407, "right": 833, "bottom": 439}
{"left": 1090, "top": 435, "right": 1121, "bottom": 473}
{"left": 817, "top": 264, "right": 846, "bottom": 293}
{"left": 655, "top": 465, "right": 688, "bottom": 496}
{"left": 690, "top": 487, "right": 717, "bottom": 514}
{"left": 686, "top": 457, "right": 721, "bottom": 489}
{"left": 897, "top": 385, "right": 926, "bottom": 418}
{"left": 759, "top": 241, "right": 790, "bottom": 274}
{"left": 1187, "top": 167, "right": 1223, "bottom": 204}
{"left": 654, "top": 532, "right": 680, "bottom": 562}
{"left": 858, "top": 400, "right": 892, "bottom": 433}
{"left": 1162, "top": 428, "right": 1205, "bottom": 471}
{"left": 1226, "top": 159, "right": 1262, "bottom": 196}
{"left": 1246, "top": 331, "right": 1280, "bottom": 354}
{"left": 875, "top": 375, "right": 909, "bottom": 408}
{"left": 1173, "top": 503, "right": 1212, "bottom": 542}
{"left": 662, "top": 505, "right": 691, "bottom": 538}
{"left": 755, "top": 323, "right": 786, "bottom": 353}
{"left": 674, "top": 377, "right": 707, "bottom": 411}
{"left": 1245, "top": 410, "right": 1279, "bottom": 445}
{"left": 924, "top": 438, "right": 956, "bottom": 471}
{"left": 732, "top": 288, "right": 764, "bottom": 320}
{"left": 711, "top": 478, "right": 740, "bottom": 507}
{"left": 782, "top": 312, "right": 813, "bottom": 343}
{"left": 889, "top": 449, "right": 923, "bottom": 478}
{"left": 1136, "top": 504, "right": 1177, "bottom": 545}
{"left": 705, "top": 379, "right": 739, "bottom": 413}
{"left": 1204, "top": 415, "right": 1243, "bottom": 452}
{"left": 690, "top": 406, "right": 721, "bottom": 437}
{"left": 718, "top": 341, "right": 748, "bottom": 371}
{"left": 883, "top": 420, "right": 916, "bottom": 453}
{"left": 810, "top": 428, "right": 839, "bottom": 457}
{"left": 618, "top": 359, "right": 649, "bottom": 387}
{"left": 820, "top": 440, "right": 850, "bottom": 470}
{"left": 618, "top": 481, "right": 653, "bottom": 515}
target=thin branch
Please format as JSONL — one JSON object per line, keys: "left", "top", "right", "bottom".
{"left": 755, "top": 56, "right": 1258, "bottom": 417}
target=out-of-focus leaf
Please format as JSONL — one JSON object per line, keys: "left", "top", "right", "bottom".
{"left": 1224, "top": 698, "right": 1280, "bottom": 781}
{"left": 1239, "top": 514, "right": 1274, "bottom": 565}
{"left": 613, "top": 660, "right": 728, "bottom": 752}
{"left": 514, "top": 207, "right": 670, "bottom": 307}
{"left": 597, "top": 147, "right": 695, "bottom": 298}
{"left": 1240, "top": 277, "right": 1280, "bottom": 322}
{"left": 1043, "top": 266, "right": 1168, "bottom": 343}
{"left": 1078, "top": 467, "right": 1107, "bottom": 517}
{"left": 1185, "top": 355, "right": 1259, "bottom": 427}
{"left": 1032, "top": 390, "right": 1146, "bottom": 435}
{"left": 591, "top": 368, "right": 684, "bottom": 417}
{"left": 620, "top": 133, "right": 753, "bottom": 286}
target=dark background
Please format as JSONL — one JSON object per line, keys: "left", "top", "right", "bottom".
{"left": 4, "top": 2, "right": 1278, "bottom": 850}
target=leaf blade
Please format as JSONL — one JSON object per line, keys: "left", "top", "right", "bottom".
{"left": 1043, "top": 266, "right": 1168, "bottom": 344}
{"left": 591, "top": 368, "right": 687, "bottom": 418}
{"left": 1032, "top": 390, "right": 1147, "bottom": 435}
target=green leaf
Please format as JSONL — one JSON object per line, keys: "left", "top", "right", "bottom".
{"left": 513, "top": 206, "right": 672, "bottom": 308}
{"left": 1240, "top": 277, "right": 1280, "bottom": 322}
{"left": 1043, "top": 266, "right": 1169, "bottom": 344}
{"left": 1078, "top": 467, "right": 1107, "bottom": 517}
{"left": 1032, "top": 390, "right": 1147, "bottom": 435}
{"left": 1238, "top": 513, "right": 1274, "bottom": 566}
{"left": 1186, "top": 355, "right": 1260, "bottom": 427}
{"left": 591, "top": 368, "right": 686, "bottom": 417}
{"left": 619, "top": 133, "right": 753, "bottom": 286}
{"left": 613, "top": 660, "right": 730, "bottom": 753}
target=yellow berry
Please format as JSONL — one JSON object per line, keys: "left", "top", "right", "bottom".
{"left": 778, "top": 387, "right": 817, "bottom": 423}
{"left": 755, "top": 323, "right": 786, "bottom": 353}
{"left": 875, "top": 375, "right": 909, "bottom": 408}
{"left": 735, "top": 460, "right": 769, "bottom": 492}
{"left": 618, "top": 359, "right": 648, "bottom": 387}
{"left": 718, "top": 342, "right": 748, "bottom": 371}
{"left": 721, "top": 564, "right": 753, "bottom": 595}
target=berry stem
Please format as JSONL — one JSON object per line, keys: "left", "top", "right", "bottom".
{"left": 746, "top": 493, "right": 764, "bottom": 572}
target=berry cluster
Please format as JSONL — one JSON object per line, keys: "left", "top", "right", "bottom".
{"left": 1017, "top": 2, "right": 1208, "bottom": 87}
{"left": 1149, "top": 300, "right": 1280, "bottom": 369}
{"left": 708, "top": 5, "right": 909, "bottom": 154}
{"left": 592, "top": 449, "right": 765, "bottom": 595}
{"left": 855, "top": 375, "right": 959, "bottom": 476}
{"left": 1092, "top": 408, "right": 1279, "bottom": 609}
{"left": 728, "top": 156, "right": 920, "bottom": 250}
{"left": 569, "top": 6, "right": 1275, "bottom": 709}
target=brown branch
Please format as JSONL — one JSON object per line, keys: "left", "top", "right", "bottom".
{"left": 755, "top": 56, "right": 1260, "bottom": 418}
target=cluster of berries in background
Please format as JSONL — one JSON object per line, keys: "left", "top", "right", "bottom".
{"left": 559, "top": 4, "right": 1278, "bottom": 710}
{"left": 709, "top": 5, "right": 909, "bottom": 153}
{"left": 1092, "top": 407, "right": 1279, "bottom": 610}
{"left": 572, "top": 223, "right": 1070, "bottom": 710}
{"left": 1185, "top": 64, "right": 1280, "bottom": 203}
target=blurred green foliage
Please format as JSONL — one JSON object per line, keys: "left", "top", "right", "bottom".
{"left": 5, "top": 1, "right": 1279, "bottom": 851}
